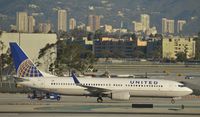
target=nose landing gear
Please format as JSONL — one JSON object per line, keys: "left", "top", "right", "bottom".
{"left": 97, "top": 97, "right": 103, "bottom": 103}
{"left": 171, "top": 99, "right": 175, "bottom": 104}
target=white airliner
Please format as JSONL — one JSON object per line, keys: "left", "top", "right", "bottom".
{"left": 9, "top": 42, "right": 193, "bottom": 103}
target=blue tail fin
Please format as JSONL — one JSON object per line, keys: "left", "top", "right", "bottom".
{"left": 10, "top": 42, "right": 43, "bottom": 77}
{"left": 72, "top": 72, "right": 80, "bottom": 84}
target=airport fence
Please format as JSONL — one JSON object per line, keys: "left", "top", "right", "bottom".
{"left": 0, "top": 81, "right": 31, "bottom": 93}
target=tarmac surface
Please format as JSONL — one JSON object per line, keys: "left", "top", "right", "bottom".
{"left": 95, "top": 63, "right": 200, "bottom": 76}
{"left": 0, "top": 93, "right": 200, "bottom": 117}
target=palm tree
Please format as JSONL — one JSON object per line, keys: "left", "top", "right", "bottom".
{"left": 0, "top": 42, "right": 12, "bottom": 86}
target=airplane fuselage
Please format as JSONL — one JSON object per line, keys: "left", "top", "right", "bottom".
{"left": 18, "top": 77, "right": 192, "bottom": 98}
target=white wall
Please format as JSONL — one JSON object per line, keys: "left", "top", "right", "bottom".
{"left": 0, "top": 32, "right": 57, "bottom": 72}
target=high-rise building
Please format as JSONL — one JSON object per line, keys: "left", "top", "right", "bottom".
{"left": 58, "top": 9, "right": 67, "bottom": 32}
{"left": 177, "top": 20, "right": 186, "bottom": 33}
{"left": 88, "top": 15, "right": 100, "bottom": 32}
{"left": 88, "top": 15, "right": 93, "bottom": 31}
{"left": 162, "top": 18, "right": 168, "bottom": 33}
{"left": 28, "top": 16, "right": 35, "bottom": 33}
{"left": 16, "top": 12, "right": 28, "bottom": 32}
{"left": 95, "top": 15, "right": 100, "bottom": 31}
{"left": 132, "top": 21, "right": 143, "bottom": 32}
{"left": 141, "top": 14, "right": 150, "bottom": 31}
{"left": 69, "top": 18, "right": 76, "bottom": 30}
{"left": 162, "top": 18, "right": 174, "bottom": 34}
{"left": 39, "top": 23, "right": 51, "bottom": 33}
{"left": 167, "top": 19, "right": 174, "bottom": 34}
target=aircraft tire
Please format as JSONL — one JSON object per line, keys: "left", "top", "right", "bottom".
{"left": 97, "top": 97, "right": 103, "bottom": 103}
{"left": 171, "top": 99, "right": 175, "bottom": 104}
{"left": 57, "top": 97, "right": 61, "bottom": 101}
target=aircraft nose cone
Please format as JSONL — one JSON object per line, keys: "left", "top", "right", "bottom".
{"left": 187, "top": 88, "right": 193, "bottom": 94}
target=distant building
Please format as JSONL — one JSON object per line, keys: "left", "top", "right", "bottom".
{"left": 112, "top": 28, "right": 128, "bottom": 33}
{"left": 86, "top": 26, "right": 91, "bottom": 32}
{"left": 104, "top": 25, "right": 113, "bottom": 33}
{"left": 69, "top": 18, "right": 76, "bottom": 30}
{"left": 167, "top": 20, "right": 174, "bottom": 34}
{"left": 162, "top": 18, "right": 174, "bottom": 34}
{"left": 10, "top": 25, "right": 17, "bottom": 31}
{"left": 137, "top": 39, "right": 147, "bottom": 47}
{"left": 141, "top": 14, "right": 150, "bottom": 31}
{"left": 64, "top": 37, "right": 93, "bottom": 51}
{"left": 94, "top": 39, "right": 136, "bottom": 58}
{"left": 16, "top": 12, "right": 28, "bottom": 32}
{"left": 145, "top": 27, "right": 157, "bottom": 35}
{"left": 132, "top": 21, "right": 143, "bottom": 32}
{"left": 58, "top": 9, "right": 67, "bottom": 32}
{"left": 39, "top": 23, "right": 51, "bottom": 33}
{"left": 162, "top": 18, "right": 168, "bottom": 34}
{"left": 28, "top": 16, "right": 35, "bottom": 33}
{"left": 162, "top": 37, "right": 195, "bottom": 59}
{"left": 88, "top": 15, "right": 101, "bottom": 32}
{"left": 0, "top": 32, "right": 57, "bottom": 72}
{"left": 77, "top": 23, "right": 86, "bottom": 30}
{"left": 177, "top": 20, "right": 186, "bottom": 34}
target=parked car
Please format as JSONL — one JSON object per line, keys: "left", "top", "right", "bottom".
{"left": 185, "top": 76, "right": 194, "bottom": 79}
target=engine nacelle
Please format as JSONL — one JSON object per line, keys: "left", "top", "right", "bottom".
{"left": 110, "top": 91, "right": 130, "bottom": 100}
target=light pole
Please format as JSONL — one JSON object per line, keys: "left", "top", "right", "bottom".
{"left": 0, "top": 41, "right": 3, "bottom": 86}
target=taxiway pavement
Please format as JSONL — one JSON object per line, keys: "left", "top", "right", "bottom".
{"left": 0, "top": 93, "right": 200, "bottom": 117}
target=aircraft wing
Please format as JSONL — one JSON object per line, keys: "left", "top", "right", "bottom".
{"left": 72, "top": 73, "right": 111, "bottom": 94}
{"left": 77, "top": 84, "right": 111, "bottom": 93}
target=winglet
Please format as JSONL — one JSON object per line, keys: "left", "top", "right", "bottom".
{"left": 72, "top": 72, "right": 80, "bottom": 84}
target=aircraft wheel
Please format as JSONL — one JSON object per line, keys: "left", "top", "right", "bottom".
{"left": 57, "top": 97, "right": 61, "bottom": 101}
{"left": 97, "top": 97, "right": 103, "bottom": 103}
{"left": 171, "top": 99, "right": 175, "bottom": 104}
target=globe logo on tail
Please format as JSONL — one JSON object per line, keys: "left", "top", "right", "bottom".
{"left": 17, "top": 59, "right": 43, "bottom": 77}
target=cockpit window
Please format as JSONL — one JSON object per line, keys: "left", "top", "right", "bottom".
{"left": 178, "top": 85, "right": 185, "bottom": 87}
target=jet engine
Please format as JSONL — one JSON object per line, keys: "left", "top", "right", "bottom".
{"left": 109, "top": 91, "right": 130, "bottom": 100}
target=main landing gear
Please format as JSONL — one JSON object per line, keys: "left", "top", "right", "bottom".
{"left": 97, "top": 97, "right": 103, "bottom": 103}
{"left": 171, "top": 99, "right": 175, "bottom": 104}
